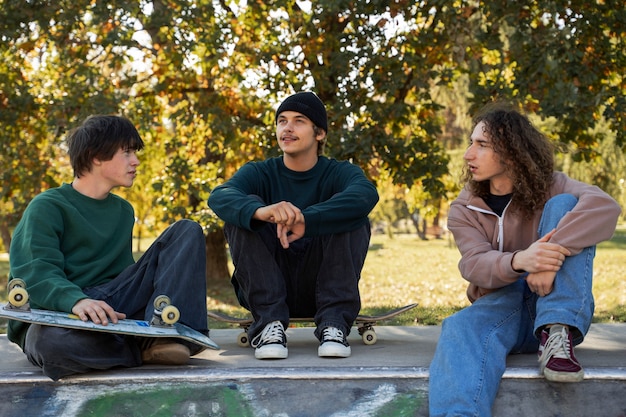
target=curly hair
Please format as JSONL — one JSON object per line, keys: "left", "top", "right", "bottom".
{"left": 462, "top": 103, "right": 555, "bottom": 219}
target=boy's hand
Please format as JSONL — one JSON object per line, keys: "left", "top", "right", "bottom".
{"left": 514, "top": 229, "right": 571, "bottom": 297}
{"left": 254, "top": 201, "right": 302, "bottom": 226}
{"left": 277, "top": 221, "right": 305, "bottom": 248}
{"left": 254, "top": 201, "right": 306, "bottom": 248}
{"left": 526, "top": 270, "right": 557, "bottom": 297}
{"left": 72, "top": 299, "right": 126, "bottom": 326}
{"left": 512, "top": 229, "right": 571, "bottom": 273}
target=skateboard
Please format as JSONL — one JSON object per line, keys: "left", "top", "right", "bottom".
{"left": 207, "top": 303, "right": 418, "bottom": 347}
{"left": 1, "top": 279, "right": 219, "bottom": 350}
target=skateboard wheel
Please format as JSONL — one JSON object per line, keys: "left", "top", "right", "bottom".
{"left": 237, "top": 331, "right": 250, "bottom": 347}
{"left": 362, "top": 329, "right": 377, "bottom": 345}
{"left": 153, "top": 295, "right": 171, "bottom": 309}
{"left": 8, "top": 287, "right": 29, "bottom": 307}
{"left": 161, "top": 305, "right": 180, "bottom": 325}
{"left": 8, "top": 278, "right": 26, "bottom": 292}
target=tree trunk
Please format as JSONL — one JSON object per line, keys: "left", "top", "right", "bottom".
{"left": 205, "top": 228, "right": 230, "bottom": 284}
{"left": 134, "top": 227, "right": 142, "bottom": 253}
{"left": 432, "top": 212, "right": 442, "bottom": 239}
{"left": 411, "top": 211, "right": 427, "bottom": 240}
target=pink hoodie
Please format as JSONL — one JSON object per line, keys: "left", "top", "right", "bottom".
{"left": 448, "top": 172, "right": 621, "bottom": 302}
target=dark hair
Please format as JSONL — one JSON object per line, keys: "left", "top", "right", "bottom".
{"left": 313, "top": 125, "right": 327, "bottom": 155}
{"left": 66, "top": 115, "right": 144, "bottom": 178}
{"left": 463, "top": 103, "right": 555, "bottom": 219}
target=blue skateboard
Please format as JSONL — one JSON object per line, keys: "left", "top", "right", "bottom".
{"left": 2, "top": 279, "right": 219, "bottom": 350}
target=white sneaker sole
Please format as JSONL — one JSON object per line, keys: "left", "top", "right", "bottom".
{"left": 255, "top": 345, "right": 288, "bottom": 359}
{"left": 544, "top": 368, "right": 584, "bottom": 382}
{"left": 318, "top": 342, "right": 351, "bottom": 358}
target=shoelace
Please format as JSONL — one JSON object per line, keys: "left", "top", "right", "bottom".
{"left": 251, "top": 321, "right": 284, "bottom": 348}
{"left": 322, "top": 327, "right": 345, "bottom": 343}
{"left": 538, "top": 325, "right": 579, "bottom": 370}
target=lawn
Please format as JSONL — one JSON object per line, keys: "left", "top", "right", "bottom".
{"left": 1, "top": 228, "right": 625, "bottom": 330}
{"left": 205, "top": 228, "right": 626, "bottom": 327}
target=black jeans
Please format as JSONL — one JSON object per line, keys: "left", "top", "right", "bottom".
{"left": 225, "top": 221, "right": 371, "bottom": 341}
{"left": 24, "top": 219, "right": 208, "bottom": 380}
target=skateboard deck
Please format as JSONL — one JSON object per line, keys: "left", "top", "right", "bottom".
{"left": 1, "top": 280, "right": 219, "bottom": 350}
{"left": 207, "top": 303, "right": 418, "bottom": 346}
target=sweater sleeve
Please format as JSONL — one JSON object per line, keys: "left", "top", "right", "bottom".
{"left": 548, "top": 173, "right": 622, "bottom": 254}
{"left": 208, "top": 159, "right": 380, "bottom": 235}
{"left": 301, "top": 162, "right": 379, "bottom": 236}
{"left": 9, "top": 197, "right": 88, "bottom": 313}
{"left": 207, "top": 163, "right": 266, "bottom": 230}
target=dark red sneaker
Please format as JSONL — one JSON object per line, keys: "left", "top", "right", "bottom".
{"left": 538, "top": 324, "right": 584, "bottom": 382}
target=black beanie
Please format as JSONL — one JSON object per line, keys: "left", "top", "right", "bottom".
{"left": 275, "top": 92, "right": 328, "bottom": 132}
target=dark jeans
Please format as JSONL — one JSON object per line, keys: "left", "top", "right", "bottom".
{"left": 225, "top": 221, "right": 371, "bottom": 341}
{"left": 24, "top": 219, "right": 208, "bottom": 380}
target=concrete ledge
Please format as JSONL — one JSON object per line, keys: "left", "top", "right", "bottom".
{"left": 0, "top": 324, "right": 624, "bottom": 416}
{"left": 2, "top": 365, "right": 626, "bottom": 385}
{"left": 1, "top": 324, "right": 625, "bottom": 382}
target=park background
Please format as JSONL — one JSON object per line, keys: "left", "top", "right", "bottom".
{"left": 1, "top": 1, "right": 624, "bottom": 324}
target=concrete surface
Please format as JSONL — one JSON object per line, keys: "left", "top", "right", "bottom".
{"left": 0, "top": 323, "right": 625, "bottom": 416}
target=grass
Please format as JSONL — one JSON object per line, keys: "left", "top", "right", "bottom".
{"left": 2, "top": 228, "right": 625, "bottom": 331}
{"left": 205, "top": 228, "right": 626, "bottom": 328}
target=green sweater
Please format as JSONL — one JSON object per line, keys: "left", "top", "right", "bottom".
{"left": 208, "top": 156, "right": 379, "bottom": 235}
{"left": 8, "top": 183, "right": 135, "bottom": 348}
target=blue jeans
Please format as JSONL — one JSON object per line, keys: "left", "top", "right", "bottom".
{"left": 224, "top": 221, "right": 370, "bottom": 341}
{"left": 24, "top": 219, "right": 208, "bottom": 380}
{"left": 429, "top": 194, "right": 595, "bottom": 417}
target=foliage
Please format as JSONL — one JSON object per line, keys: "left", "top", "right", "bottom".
{"left": 439, "top": 0, "right": 626, "bottom": 156}
{"left": 0, "top": 1, "right": 623, "bottom": 267}
{"left": 556, "top": 120, "right": 626, "bottom": 217}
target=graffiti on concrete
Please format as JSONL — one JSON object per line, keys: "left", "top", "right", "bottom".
{"left": 3, "top": 380, "right": 429, "bottom": 417}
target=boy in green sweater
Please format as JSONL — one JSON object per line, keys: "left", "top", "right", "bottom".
{"left": 8, "top": 115, "right": 209, "bottom": 380}
{"left": 208, "top": 92, "right": 379, "bottom": 359}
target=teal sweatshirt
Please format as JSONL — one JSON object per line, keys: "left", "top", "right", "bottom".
{"left": 8, "top": 183, "right": 135, "bottom": 348}
{"left": 208, "top": 156, "right": 379, "bottom": 235}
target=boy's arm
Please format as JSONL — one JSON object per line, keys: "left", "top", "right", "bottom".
{"left": 9, "top": 199, "right": 87, "bottom": 313}
{"left": 548, "top": 173, "right": 621, "bottom": 253}
{"left": 301, "top": 164, "right": 379, "bottom": 236}
{"left": 208, "top": 163, "right": 266, "bottom": 230}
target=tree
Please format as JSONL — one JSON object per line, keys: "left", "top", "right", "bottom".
{"left": 0, "top": 0, "right": 623, "bottom": 281}
{"left": 124, "top": 0, "right": 453, "bottom": 279}
{"left": 436, "top": 0, "right": 625, "bottom": 155}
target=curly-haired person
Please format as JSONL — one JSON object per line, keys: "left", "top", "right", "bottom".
{"left": 429, "top": 103, "right": 621, "bottom": 417}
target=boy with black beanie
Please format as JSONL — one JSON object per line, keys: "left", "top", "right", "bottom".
{"left": 208, "top": 92, "right": 379, "bottom": 359}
